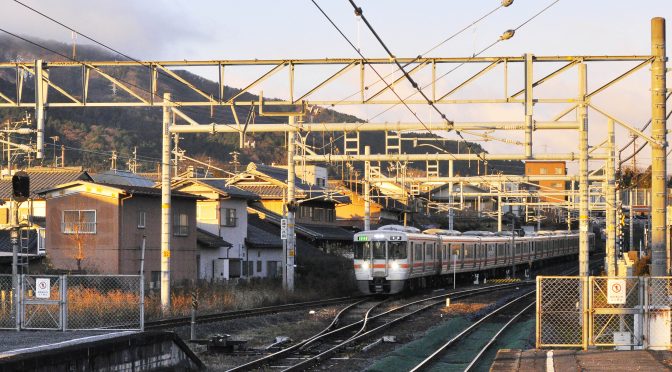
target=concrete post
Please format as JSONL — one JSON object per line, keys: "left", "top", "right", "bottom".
{"left": 286, "top": 116, "right": 296, "bottom": 292}
{"left": 34, "top": 60, "right": 45, "bottom": 159}
{"left": 448, "top": 159, "right": 454, "bottom": 231}
{"left": 524, "top": 53, "right": 534, "bottom": 158}
{"left": 578, "top": 63, "right": 589, "bottom": 277}
{"left": 364, "top": 146, "right": 371, "bottom": 231}
{"left": 650, "top": 17, "right": 667, "bottom": 276}
{"left": 497, "top": 193, "right": 502, "bottom": 232}
{"left": 606, "top": 119, "right": 617, "bottom": 276}
{"left": 160, "top": 93, "right": 172, "bottom": 312}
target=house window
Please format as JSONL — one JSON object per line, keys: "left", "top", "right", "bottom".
{"left": 312, "top": 208, "right": 323, "bottom": 221}
{"left": 325, "top": 209, "right": 335, "bottom": 223}
{"left": 137, "top": 211, "right": 146, "bottom": 229}
{"left": 554, "top": 167, "right": 563, "bottom": 175}
{"left": 173, "top": 212, "right": 189, "bottom": 236}
{"left": 62, "top": 210, "right": 96, "bottom": 234}
{"left": 256, "top": 260, "right": 262, "bottom": 273}
{"left": 221, "top": 208, "right": 237, "bottom": 227}
{"left": 539, "top": 168, "right": 547, "bottom": 175}
{"left": 300, "top": 206, "right": 311, "bottom": 218}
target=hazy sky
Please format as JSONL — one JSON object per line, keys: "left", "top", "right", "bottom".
{"left": 2, "top": 0, "right": 671, "bottom": 172}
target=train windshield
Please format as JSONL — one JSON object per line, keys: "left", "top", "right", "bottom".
{"left": 388, "top": 241, "right": 407, "bottom": 259}
{"left": 372, "top": 241, "right": 386, "bottom": 259}
{"left": 354, "top": 241, "right": 372, "bottom": 259}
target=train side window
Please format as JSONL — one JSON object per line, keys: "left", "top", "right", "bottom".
{"left": 425, "top": 243, "right": 433, "bottom": 260}
{"left": 389, "top": 241, "right": 407, "bottom": 259}
{"left": 415, "top": 243, "right": 423, "bottom": 261}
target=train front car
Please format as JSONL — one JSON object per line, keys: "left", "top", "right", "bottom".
{"left": 353, "top": 226, "right": 413, "bottom": 294}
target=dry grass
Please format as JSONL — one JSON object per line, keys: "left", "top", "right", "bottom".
{"left": 144, "top": 280, "right": 338, "bottom": 320}
{"left": 440, "top": 302, "right": 488, "bottom": 315}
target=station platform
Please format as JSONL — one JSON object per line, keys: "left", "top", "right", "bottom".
{"left": 491, "top": 349, "right": 672, "bottom": 371}
{"left": 0, "top": 330, "right": 203, "bottom": 371}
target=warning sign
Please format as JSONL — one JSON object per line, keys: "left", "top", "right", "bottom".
{"left": 35, "top": 278, "right": 50, "bottom": 299}
{"left": 607, "top": 279, "right": 626, "bottom": 305}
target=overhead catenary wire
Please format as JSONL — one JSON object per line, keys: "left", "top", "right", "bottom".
{"left": 309, "top": 0, "right": 559, "bottom": 175}
{"left": 337, "top": 0, "right": 561, "bottom": 178}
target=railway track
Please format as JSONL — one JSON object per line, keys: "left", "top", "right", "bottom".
{"left": 144, "top": 296, "right": 365, "bottom": 330}
{"left": 408, "top": 291, "right": 536, "bottom": 371}
{"left": 226, "top": 281, "right": 532, "bottom": 372}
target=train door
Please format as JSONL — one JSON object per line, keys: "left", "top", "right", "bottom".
{"left": 414, "top": 242, "right": 424, "bottom": 275}
{"left": 424, "top": 242, "right": 433, "bottom": 273}
{"left": 371, "top": 241, "right": 387, "bottom": 277}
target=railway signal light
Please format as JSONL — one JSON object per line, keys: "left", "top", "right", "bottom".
{"left": 12, "top": 171, "right": 30, "bottom": 202}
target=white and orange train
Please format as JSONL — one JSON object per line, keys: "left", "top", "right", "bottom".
{"left": 353, "top": 225, "right": 594, "bottom": 294}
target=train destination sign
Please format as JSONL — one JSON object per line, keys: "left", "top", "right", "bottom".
{"left": 607, "top": 279, "right": 626, "bottom": 305}
{"left": 357, "top": 236, "right": 369, "bottom": 241}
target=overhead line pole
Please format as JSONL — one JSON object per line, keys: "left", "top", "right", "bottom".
{"left": 606, "top": 119, "right": 617, "bottom": 276}
{"left": 161, "top": 92, "right": 172, "bottom": 312}
{"left": 578, "top": 63, "right": 590, "bottom": 277}
{"left": 650, "top": 17, "right": 667, "bottom": 276}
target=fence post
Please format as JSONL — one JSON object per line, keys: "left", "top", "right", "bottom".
{"left": 61, "top": 275, "right": 67, "bottom": 331}
{"left": 582, "top": 276, "right": 590, "bottom": 350}
{"left": 140, "top": 274, "right": 145, "bottom": 331}
{"left": 536, "top": 276, "right": 541, "bottom": 348}
{"left": 15, "top": 274, "right": 21, "bottom": 331}
{"left": 641, "top": 276, "right": 648, "bottom": 348}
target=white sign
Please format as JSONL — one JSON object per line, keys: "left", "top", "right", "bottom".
{"left": 280, "top": 218, "right": 288, "bottom": 240}
{"left": 607, "top": 279, "right": 626, "bottom": 305}
{"left": 35, "top": 278, "right": 50, "bottom": 299}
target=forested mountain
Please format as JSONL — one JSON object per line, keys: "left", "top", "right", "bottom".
{"left": 0, "top": 35, "right": 523, "bottom": 177}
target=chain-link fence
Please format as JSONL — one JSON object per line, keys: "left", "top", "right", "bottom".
{"left": 536, "top": 276, "right": 584, "bottom": 348}
{"left": 538, "top": 276, "right": 672, "bottom": 350}
{"left": 647, "top": 277, "right": 672, "bottom": 349}
{"left": 0, "top": 275, "right": 17, "bottom": 329}
{"left": 66, "top": 275, "right": 142, "bottom": 330}
{"left": 0, "top": 274, "right": 143, "bottom": 331}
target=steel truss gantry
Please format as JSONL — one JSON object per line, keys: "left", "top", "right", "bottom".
{"left": 0, "top": 18, "right": 666, "bottom": 300}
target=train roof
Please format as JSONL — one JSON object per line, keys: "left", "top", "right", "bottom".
{"left": 377, "top": 225, "right": 421, "bottom": 233}
{"left": 423, "top": 229, "right": 461, "bottom": 236}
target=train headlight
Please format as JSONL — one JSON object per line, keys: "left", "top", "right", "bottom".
{"left": 362, "top": 261, "right": 369, "bottom": 270}
{"left": 390, "top": 261, "right": 400, "bottom": 270}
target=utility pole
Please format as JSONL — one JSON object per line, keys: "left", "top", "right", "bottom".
{"left": 364, "top": 146, "right": 371, "bottom": 231}
{"left": 61, "top": 145, "right": 65, "bottom": 167}
{"left": 650, "top": 17, "right": 667, "bottom": 276}
{"left": 160, "top": 93, "right": 172, "bottom": 311}
{"left": 578, "top": 62, "right": 589, "bottom": 277}
{"left": 284, "top": 116, "right": 296, "bottom": 292}
{"left": 34, "top": 60, "right": 45, "bottom": 160}
{"left": 606, "top": 119, "right": 617, "bottom": 276}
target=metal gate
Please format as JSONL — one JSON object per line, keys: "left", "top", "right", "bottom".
{"left": 537, "top": 276, "right": 672, "bottom": 349}
{"left": 590, "top": 277, "right": 643, "bottom": 348}
{"left": 21, "top": 275, "right": 64, "bottom": 330}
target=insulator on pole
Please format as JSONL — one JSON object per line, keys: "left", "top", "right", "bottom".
{"left": 502, "top": 0, "right": 514, "bottom": 7}
{"left": 500, "top": 29, "right": 515, "bottom": 41}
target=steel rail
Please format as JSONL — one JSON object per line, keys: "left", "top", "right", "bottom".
{"left": 408, "top": 291, "right": 536, "bottom": 372}
{"left": 144, "top": 296, "right": 362, "bottom": 330}
{"left": 464, "top": 301, "right": 536, "bottom": 371}
{"left": 279, "top": 283, "right": 534, "bottom": 372}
